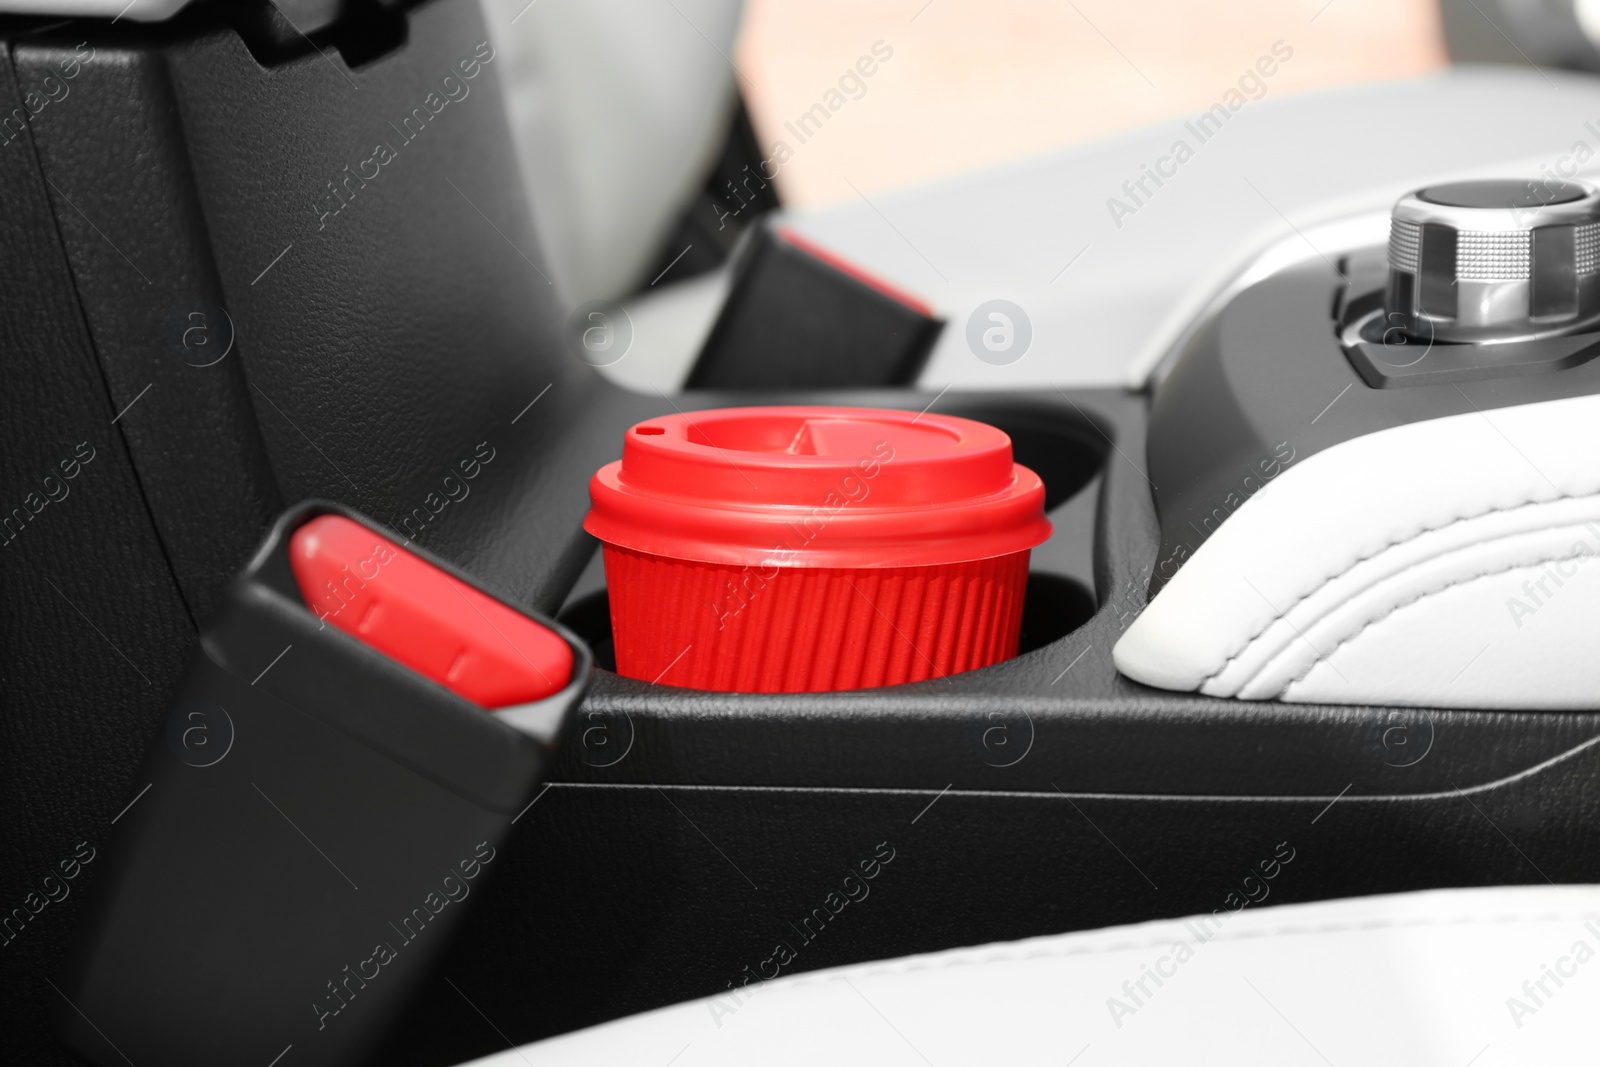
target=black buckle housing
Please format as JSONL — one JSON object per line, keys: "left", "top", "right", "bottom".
{"left": 56, "top": 501, "right": 591, "bottom": 1067}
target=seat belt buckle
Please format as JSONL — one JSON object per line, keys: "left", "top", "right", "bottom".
{"left": 55, "top": 502, "right": 590, "bottom": 1067}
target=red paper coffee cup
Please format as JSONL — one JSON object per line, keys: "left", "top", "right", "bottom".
{"left": 583, "top": 406, "right": 1052, "bottom": 692}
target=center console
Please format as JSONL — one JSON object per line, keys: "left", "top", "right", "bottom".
{"left": 5, "top": 4, "right": 1600, "bottom": 1066}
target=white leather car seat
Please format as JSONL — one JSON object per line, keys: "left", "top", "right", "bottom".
{"left": 460, "top": 884, "right": 1599, "bottom": 1065}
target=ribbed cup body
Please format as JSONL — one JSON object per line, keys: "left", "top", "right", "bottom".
{"left": 604, "top": 546, "right": 1030, "bottom": 692}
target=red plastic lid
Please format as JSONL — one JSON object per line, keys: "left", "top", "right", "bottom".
{"left": 584, "top": 406, "right": 1051, "bottom": 569}
{"left": 288, "top": 515, "right": 573, "bottom": 708}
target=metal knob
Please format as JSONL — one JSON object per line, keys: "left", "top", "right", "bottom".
{"left": 1386, "top": 178, "right": 1600, "bottom": 343}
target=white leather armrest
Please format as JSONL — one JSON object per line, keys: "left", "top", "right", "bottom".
{"left": 1114, "top": 392, "right": 1600, "bottom": 708}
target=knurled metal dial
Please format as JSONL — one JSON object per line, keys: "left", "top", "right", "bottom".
{"left": 1387, "top": 179, "right": 1600, "bottom": 344}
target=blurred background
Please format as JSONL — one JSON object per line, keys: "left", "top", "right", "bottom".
{"left": 486, "top": 0, "right": 1600, "bottom": 382}
{"left": 737, "top": 0, "right": 1447, "bottom": 207}
{"left": 737, "top": 0, "right": 1600, "bottom": 207}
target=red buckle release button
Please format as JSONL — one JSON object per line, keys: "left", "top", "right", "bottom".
{"left": 288, "top": 515, "right": 573, "bottom": 708}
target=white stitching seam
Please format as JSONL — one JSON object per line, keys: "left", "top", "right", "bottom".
{"left": 1275, "top": 545, "right": 1596, "bottom": 700}
{"left": 1198, "top": 491, "right": 1600, "bottom": 689}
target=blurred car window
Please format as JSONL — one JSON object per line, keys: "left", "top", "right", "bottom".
{"left": 737, "top": 0, "right": 1448, "bottom": 206}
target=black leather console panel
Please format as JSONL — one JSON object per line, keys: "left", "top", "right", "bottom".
{"left": 3, "top": 4, "right": 1598, "bottom": 1065}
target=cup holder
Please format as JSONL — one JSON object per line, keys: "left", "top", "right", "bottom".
{"left": 558, "top": 394, "right": 1112, "bottom": 686}
{"left": 1017, "top": 572, "right": 1096, "bottom": 653}
{"left": 944, "top": 400, "right": 1107, "bottom": 510}
{"left": 953, "top": 399, "right": 1108, "bottom": 654}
